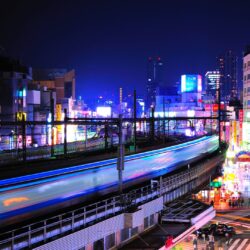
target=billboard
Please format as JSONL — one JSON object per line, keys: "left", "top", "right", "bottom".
{"left": 239, "top": 110, "right": 243, "bottom": 146}
{"left": 96, "top": 106, "right": 111, "bottom": 117}
{"left": 181, "top": 75, "right": 202, "bottom": 93}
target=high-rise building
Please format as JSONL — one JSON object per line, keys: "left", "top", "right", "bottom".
{"left": 205, "top": 71, "right": 220, "bottom": 100}
{"left": 146, "top": 57, "right": 164, "bottom": 110}
{"left": 243, "top": 47, "right": 250, "bottom": 149}
{"left": 243, "top": 47, "right": 250, "bottom": 120}
{"left": 217, "top": 50, "right": 238, "bottom": 102}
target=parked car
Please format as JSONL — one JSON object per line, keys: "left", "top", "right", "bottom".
{"left": 211, "top": 223, "right": 236, "bottom": 236}
{"left": 196, "top": 223, "right": 235, "bottom": 238}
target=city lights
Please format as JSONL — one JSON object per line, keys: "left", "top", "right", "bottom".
{"left": 1, "top": 1, "right": 250, "bottom": 249}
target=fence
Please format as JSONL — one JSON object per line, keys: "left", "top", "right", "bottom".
{"left": 0, "top": 117, "right": 217, "bottom": 165}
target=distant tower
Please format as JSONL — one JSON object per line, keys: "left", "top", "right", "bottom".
{"left": 146, "top": 56, "right": 164, "bottom": 110}
{"left": 119, "top": 87, "right": 123, "bottom": 105}
{"left": 217, "top": 50, "right": 238, "bottom": 102}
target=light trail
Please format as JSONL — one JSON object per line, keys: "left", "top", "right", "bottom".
{"left": 0, "top": 135, "right": 218, "bottom": 222}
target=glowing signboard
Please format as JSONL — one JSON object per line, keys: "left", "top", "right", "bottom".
{"left": 16, "top": 112, "right": 27, "bottom": 121}
{"left": 96, "top": 106, "right": 111, "bottom": 117}
{"left": 181, "top": 74, "right": 202, "bottom": 93}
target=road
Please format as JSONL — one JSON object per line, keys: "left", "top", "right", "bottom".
{"left": 176, "top": 208, "right": 250, "bottom": 249}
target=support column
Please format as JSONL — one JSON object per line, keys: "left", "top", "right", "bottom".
{"left": 50, "top": 97, "right": 54, "bottom": 157}
{"left": 117, "top": 115, "right": 124, "bottom": 195}
{"left": 133, "top": 89, "right": 137, "bottom": 152}
{"left": 163, "top": 97, "right": 166, "bottom": 143}
{"left": 104, "top": 122, "right": 108, "bottom": 151}
{"left": 22, "top": 113, "right": 26, "bottom": 162}
{"left": 64, "top": 108, "right": 67, "bottom": 157}
{"left": 150, "top": 106, "right": 155, "bottom": 142}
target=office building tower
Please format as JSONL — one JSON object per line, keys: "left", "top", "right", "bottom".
{"left": 205, "top": 71, "right": 220, "bottom": 100}
{"left": 217, "top": 50, "right": 238, "bottom": 102}
{"left": 146, "top": 57, "right": 164, "bottom": 110}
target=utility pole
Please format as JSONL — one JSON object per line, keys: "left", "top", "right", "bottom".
{"left": 104, "top": 122, "right": 108, "bottom": 151}
{"left": 85, "top": 114, "right": 87, "bottom": 150}
{"left": 163, "top": 97, "right": 166, "bottom": 143}
{"left": 167, "top": 102, "right": 170, "bottom": 137}
{"left": 15, "top": 112, "right": 18, "bottom": 150}
{"left": 218, "top": 82, "right": 221, "bottom": 148}
{"left": 64, "top": 108, "right": 67, "bottom": 157}
{"left": 150, "top": 106, "right": 155, "bottom": 141}
{"left": 50, "top": 97, "right": 54, "bottom": 157}
{"left": 22, "top": 113, "right": 26, "bottom": 162}
{"left": 133, "top": 89, "right": 137, "bottom": 152}
{"left": 117, "top": 114, "right": 124, "bottom": 195}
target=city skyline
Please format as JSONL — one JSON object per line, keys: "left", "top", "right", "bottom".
{"left": 1, "top": 2, "right": 250, "bottom": 249}
{"left": 1, "top": 0, "right": 250, "bottom": 101}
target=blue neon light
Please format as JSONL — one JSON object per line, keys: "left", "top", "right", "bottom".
{"left": 0, "top": 135, "right": 219, "bottom": 221}
{"left": 0, "top": 136, "right": 216, "bottom": 189}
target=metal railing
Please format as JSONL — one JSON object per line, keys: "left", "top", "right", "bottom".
{"left": 0, "top": 153, "right": 223, "bottom": 250}
{"left": 0, "top": 116, "right": 217, "bottom": 165}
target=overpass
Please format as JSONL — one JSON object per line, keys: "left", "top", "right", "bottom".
{"left": 0, "top": 135, "right": 224, "bottom": 249}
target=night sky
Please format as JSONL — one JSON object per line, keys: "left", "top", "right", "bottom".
{"left": 1, "top": 0, "right": 250, "bottom": 102}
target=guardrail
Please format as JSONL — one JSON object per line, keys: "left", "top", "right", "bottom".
{"left": 0, "top": 153, "right": 223, "bottom": 250}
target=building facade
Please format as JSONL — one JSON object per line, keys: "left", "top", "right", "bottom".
{"left": 217, "top": 50, "right": 238, "bottom": 102}
{"left": 205, "top": 71, "right": 220, "bottom": 101}
{"left": 33, "top": 69, "right": 76, "bottom": 103}
{"left": 181, "top": 74, "right": 202, "bottom": 106}
{"left": 0, "top": 56, "right": 32, "bottom": 121}
{"left": 243, "top": 47, "right": 250, "bottom": 149}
